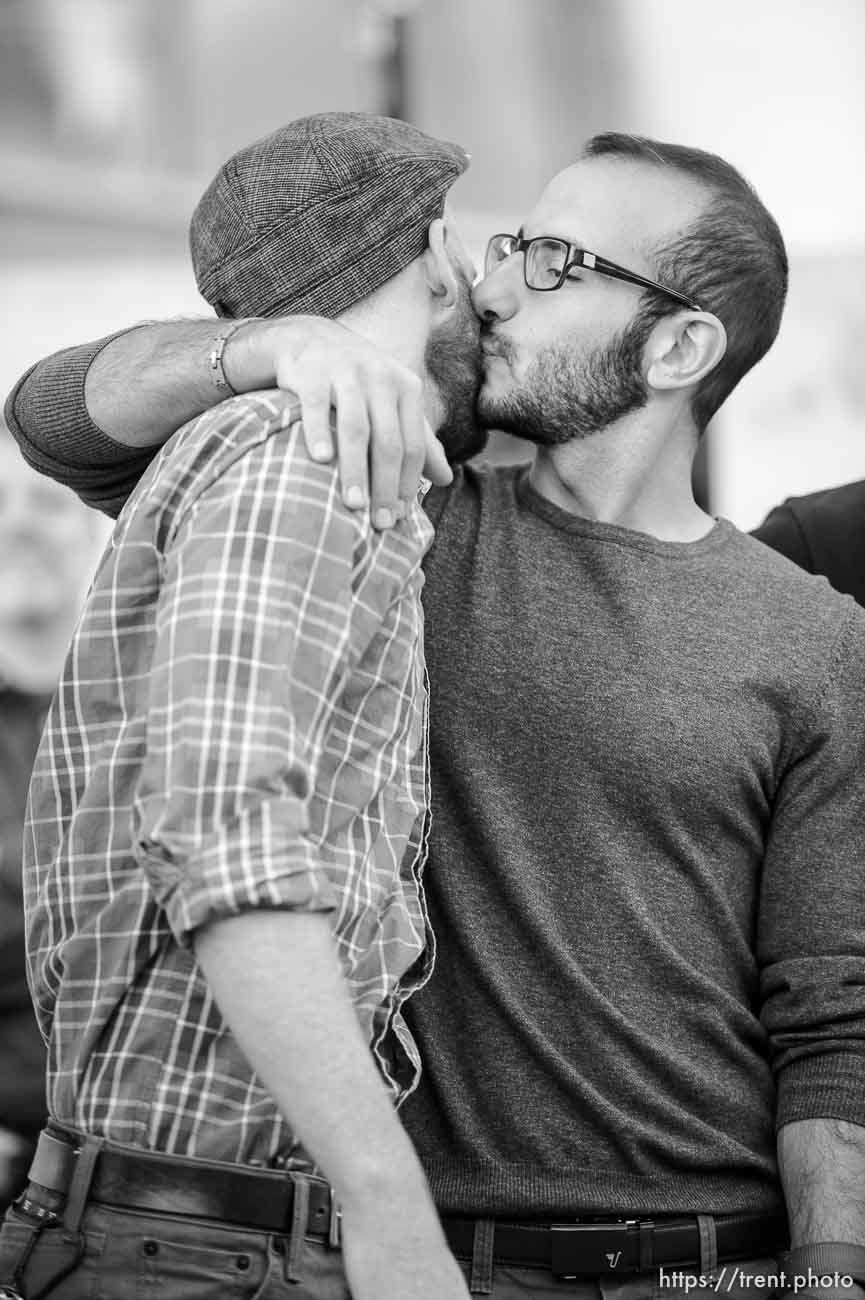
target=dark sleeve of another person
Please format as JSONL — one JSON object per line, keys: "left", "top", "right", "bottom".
{"left": 3, "top": 332, "right": 158, "bottom": 519}
{"left": 752, "top": 481, "right": 865, "bottom": 609}
{"left": 752, "top": 502, "right": 813, "bottom": 572}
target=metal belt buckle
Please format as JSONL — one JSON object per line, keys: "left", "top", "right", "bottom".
{"left": 0, "top": 1287, "right": 25, "bottom": 1299}
{"left": 550, "top": 1222, "right": 638, "bottom": 1278}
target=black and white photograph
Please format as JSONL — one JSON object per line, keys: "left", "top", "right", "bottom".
{"left": 1, "top": 3, "right": 864, "bottom": 1298}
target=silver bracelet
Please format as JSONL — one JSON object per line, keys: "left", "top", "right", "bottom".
{"left": 208, "top": 320, "right": 246, "bottom": 395}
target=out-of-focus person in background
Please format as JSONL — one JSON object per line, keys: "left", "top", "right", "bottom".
{"left": 753, "top": 479, "right": 865, "bottom": 607}
{"left": 5, "top": 130, "right": 865, "bottom": 1300}
{"left": 0, "top": 426, "right": 100, "bottom": 1212}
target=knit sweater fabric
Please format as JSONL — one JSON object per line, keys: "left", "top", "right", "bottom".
{"left": 401, "top": 463, "right": 865, "bottom": 1216}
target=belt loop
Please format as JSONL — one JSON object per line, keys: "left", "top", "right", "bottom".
{"left": 639, "top": 1220, "right": 655, "bottom": 1272}
{"left": 697, "top": 1215, "right": 718, "bottom": 1276}
{"left": 284, "top": 1174, "right": 310, "bottom": 1284}
{"left": 327, "top": 1188, "right": 342, "bottom": 1250}
{"left": 468, "top": 1218, "right": 495, "bottom": 1295}
{"left": 61, "top": 1135, "right": 104, "bottom": 1238}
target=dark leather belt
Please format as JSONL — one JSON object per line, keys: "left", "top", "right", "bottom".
{"left": 29, "top": 1128, "right": 786, "bottom": 1277}
{"left": 442, "top": 1210, "right": 788, "bottom": 1277}
{"left": 26, "top": 1127, "right": 337, "bottom": 1241}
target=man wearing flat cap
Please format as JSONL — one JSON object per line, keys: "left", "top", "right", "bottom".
{"left": 0, "top": 114, "right": 484, "bottom": 1300}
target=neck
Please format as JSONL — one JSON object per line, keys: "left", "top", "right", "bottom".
{"left": 337, "top": 269, "right": 443, "bottom": 430}
{"left": 338, "top": 261, "right": 428, "bottom": 375}
{"left": 528, "top": 409, "right": 713, "bottom": 542}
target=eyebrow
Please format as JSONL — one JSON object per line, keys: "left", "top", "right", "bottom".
{"left": 517, "top": 226, "right": 588, "bottom": 253}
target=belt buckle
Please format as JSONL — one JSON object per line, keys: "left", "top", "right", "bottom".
{"left": 0, "top": 1288, "right": 25, "bottom": 1300}
{"left": 550, "top": 1221, "right": 639, "bottom": 1279}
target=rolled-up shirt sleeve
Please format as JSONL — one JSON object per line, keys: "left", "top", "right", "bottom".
{"left": 132, "top": 425, "right": 373, "bottom": 945}
{"left": 758, "top": 607, "right": 865, "bottom": 1129}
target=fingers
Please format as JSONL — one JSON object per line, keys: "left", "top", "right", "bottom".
{"left": 367, "top": 381, "right": 403, "bottom": 529}
{"left": 283, "top": 370, "right": 335, "bottom": 465}
{"left": 331, "top": 380, "right": 371, "bottom": 511}
{"left": 269, "top": 321, "right": 446, "bottom": 527}
{"left": 420, "top": 421, "right": 453, "bottom": 488}
{"left": 395, "top": 378, "right": 431, "bottom": 505}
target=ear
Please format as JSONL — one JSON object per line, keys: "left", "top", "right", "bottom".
{"left": 645, "top": 312, "right": 727, "bottom": 393}
{"left": 421, "top": 217, "right": 461, "bottom": 309}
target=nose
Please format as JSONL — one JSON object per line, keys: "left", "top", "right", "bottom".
{"left": 471, "top": 254, "right": 521, "bottom": 323}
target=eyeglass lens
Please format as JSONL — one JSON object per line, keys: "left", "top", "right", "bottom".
{"left": 524, "top": 238, "right": 570, "bottom": 289}
{"left": 485, "top": 234, "right": 514, "bottom": 275}
{"left": 485, "top": 235, "right": 572, "bottom": 289}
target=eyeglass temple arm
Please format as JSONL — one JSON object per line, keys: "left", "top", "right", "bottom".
{"left": 576, "top": 251, "right": 701, "bottom": 312}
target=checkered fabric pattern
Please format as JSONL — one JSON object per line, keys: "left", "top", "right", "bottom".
{"left": 23, "top": 390, "right": 435, "bottom": 1166}
{"left": 190, "top": 113, "right": 469, "bottom": 320}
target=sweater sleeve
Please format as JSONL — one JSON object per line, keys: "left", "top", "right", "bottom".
{"left": 758, "top": 606, "right": 865, "bottom": 1130}
{"left": 3, "top": 330, "right": 157, "bottom": 518}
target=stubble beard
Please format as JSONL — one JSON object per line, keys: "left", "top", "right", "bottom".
{"left": 477, "top": 317, "right": 652, "bottom": 447}
{"left": 424, "top": 274, "right": 488, "bottom": 466}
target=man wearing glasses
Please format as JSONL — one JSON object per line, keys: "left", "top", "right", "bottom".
{"left": 5, "top": 131, "right": 865, "bottom": 1299}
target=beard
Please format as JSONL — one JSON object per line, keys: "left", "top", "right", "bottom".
{"left": 477, "top": 313, "right": 654, "bottom": 447}
{"left": 424, "top": 272, "right": 488, "bottom": 465}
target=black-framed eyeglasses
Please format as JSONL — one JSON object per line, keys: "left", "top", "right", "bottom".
{"left": 485, "top": 232, "right": 702, "bottom": 313}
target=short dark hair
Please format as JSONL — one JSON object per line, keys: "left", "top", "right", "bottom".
{"left": 583, "top": 133, "right": 788, "bottom": 432}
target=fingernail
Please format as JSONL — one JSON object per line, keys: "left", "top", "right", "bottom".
{"left": 345, "top": 486, "right": 366, "bottom": 508}
{"left": 394, "top": 500, "right": 406, "bottom": 521}
{"left": 311, "top": 443, "right": 332, "bottom": 461}
{"left": 373, "top": 508, "right": 394, "bottom": 529}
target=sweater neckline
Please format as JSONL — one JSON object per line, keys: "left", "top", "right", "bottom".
{"left": 515, "top": 466, "right": 735, "bottom": 560}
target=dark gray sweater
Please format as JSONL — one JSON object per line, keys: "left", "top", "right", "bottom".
{"left": 403, "top": 464, "right": 865, "bottom": 1216}
{"left": 6, "top": 352, "right": 865, "bottom": 1218}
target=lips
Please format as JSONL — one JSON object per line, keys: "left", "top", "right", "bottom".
{"left": 481, "top": 333, "right": 511, "bottom": 361}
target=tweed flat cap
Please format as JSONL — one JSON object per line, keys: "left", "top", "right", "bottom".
{"left": 190, "top": 112, "right": 470, "bottom": 320}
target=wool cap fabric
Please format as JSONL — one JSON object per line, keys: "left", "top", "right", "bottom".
{"left": 190, "top": 112, "right": 470, "bottom": 320}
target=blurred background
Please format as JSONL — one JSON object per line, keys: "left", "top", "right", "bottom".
{"left": 2, "top": 0, "right": 865, "bottom": 527}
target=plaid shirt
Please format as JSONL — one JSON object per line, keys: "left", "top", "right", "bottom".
{"left": 24, "top": 390, "right": 434, "bottom": 1166}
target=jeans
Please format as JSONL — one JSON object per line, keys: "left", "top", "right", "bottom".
{"left": 0, "top": 1201, "right": 349, "bottom": 1299}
